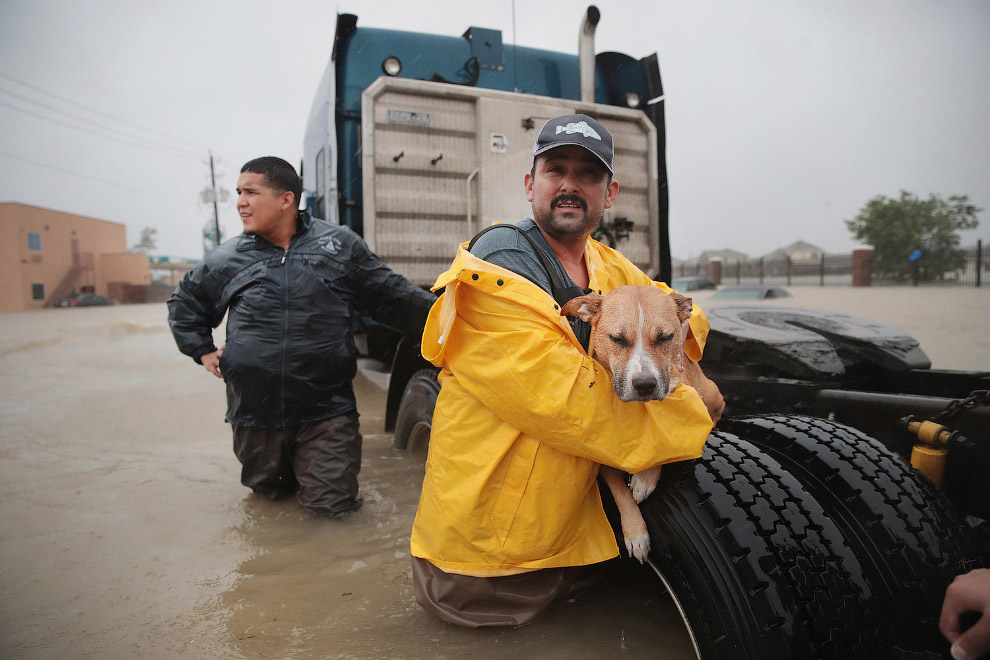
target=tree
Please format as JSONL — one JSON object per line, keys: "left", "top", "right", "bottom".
{"left": 845, "top": 191, "right": 980, "bottom": 282}
{"left": 130, "top": 227, "right": 158, "bottom": 254}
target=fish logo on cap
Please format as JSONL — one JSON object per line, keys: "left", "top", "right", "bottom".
{"left": 555, "top": 121, "right": 602, "bottom": 141}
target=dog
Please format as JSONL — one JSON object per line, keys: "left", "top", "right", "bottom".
{"left": 561, "top": 285, "right": 724, "bottom": 563}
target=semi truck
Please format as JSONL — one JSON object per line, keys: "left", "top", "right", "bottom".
{"left": 301, "top": 8, "right": 988, "bottom": 658}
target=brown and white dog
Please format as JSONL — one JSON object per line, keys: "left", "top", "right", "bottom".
{"left": 561, "top": 285, "right": 724, "bottom": 563}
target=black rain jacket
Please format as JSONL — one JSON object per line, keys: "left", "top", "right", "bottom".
{"left": 167, "top": 211, "right": 435, "bottom": 428}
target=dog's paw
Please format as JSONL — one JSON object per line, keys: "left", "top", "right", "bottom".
{"left": 624, "top": 533, "right": 651, "bottom": 564}
{"left": 629, "top": 469, "right": 660, "bottom": 503}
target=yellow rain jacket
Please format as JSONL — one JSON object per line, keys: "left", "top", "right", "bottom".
{"left": 410, "top": 237, "right": 713, "bottom": 576}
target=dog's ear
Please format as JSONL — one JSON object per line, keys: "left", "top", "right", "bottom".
{"left": 669, "top": 292, "right": 693, "bottom": 323}
{"left": 560, "top": 292, "right": 603, "bottom": 322}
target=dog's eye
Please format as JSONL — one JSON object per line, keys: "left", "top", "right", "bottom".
{"left": 653, "top": 332, "right": 674, "bottom": 346}
{"left": 608, "top": 334, "right": 630, "bottom": 348}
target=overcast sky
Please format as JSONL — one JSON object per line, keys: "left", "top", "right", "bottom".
{"left": 1, "top": 0, "right": 987, "bottom": 261}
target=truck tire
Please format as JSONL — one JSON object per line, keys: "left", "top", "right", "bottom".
{"left": 640, "top": 431, "right": 876, "bottom": 659}
{"left": 722, "top": 414, "right": 984, "bottom": 654}
{"left": 392, "top": 368, "right": 440, "bottom": 451}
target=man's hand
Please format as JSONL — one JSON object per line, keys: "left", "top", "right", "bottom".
{"left": 200, "top": 346, "right": 224, "bottom": 378}
{"left": 940, "top": 568, "right": 990, "bottom": 660}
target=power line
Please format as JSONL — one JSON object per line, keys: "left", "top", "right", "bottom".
{"left": 0, "top": 148, "right": 191, "bottom": 203}
{"left": 0, "top": 71, "right": 207, "bottom": 153}
{"left": 0, "top": 72, "right": 226, "bottom": 230}
{"left": 0, "top": 98, "right": 202, "bottom": 163}
{"left": 0, "top": 85, "right": 203, "bottom": 160}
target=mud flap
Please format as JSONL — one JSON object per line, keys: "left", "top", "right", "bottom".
{"left": 703, "top": 306, "right": 931, "bottom": 380}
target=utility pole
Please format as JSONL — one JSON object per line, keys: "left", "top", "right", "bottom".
{"left": 209, "top": 150, "right": 221, "bottom": 250}
{"left": 199, "top": 152, "right": 229, "bottom": 254}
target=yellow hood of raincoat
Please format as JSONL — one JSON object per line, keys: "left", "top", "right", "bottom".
{"left": 410, "top": 236, "right": 713, "bottom": 575}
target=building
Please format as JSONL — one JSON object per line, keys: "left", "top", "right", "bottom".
{"left": 672, "top": 249, "right": 749, "bottom": 277}
{"left": 0, "top": 202, "right": 151, "bottom": 312}
{"left": 699, "top": 248, "right": 749, "bottom": 265}
{"left": 762, "top": 240, "right": 825, "bottom": 264}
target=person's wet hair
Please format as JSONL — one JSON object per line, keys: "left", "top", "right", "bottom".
{"left": 241, "top": 156, "right": 302, "bottom": 206}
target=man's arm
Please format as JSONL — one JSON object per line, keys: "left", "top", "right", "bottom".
{"left": 167, "top": 263, "right": 224, "bottom": 366}
{"left": 435, "top": 275, "right": 712, "bottom": 473}
{"left": 428, "top": 231, "right": 710, "bottom": 471}
{"left": 347, "top": 234, "right": 437, "bottom": 337}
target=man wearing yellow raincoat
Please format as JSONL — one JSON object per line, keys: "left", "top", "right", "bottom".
{"left": 410, "top": 114, "right": 714, "bottom": 627}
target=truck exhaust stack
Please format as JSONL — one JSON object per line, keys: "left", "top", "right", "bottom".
{"left": 579, "top": 5, "right": 600, "bottom": 103}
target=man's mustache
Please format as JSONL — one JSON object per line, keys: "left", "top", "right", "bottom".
{"left": 551, "top": 194, "right": 588, "bottom": 211}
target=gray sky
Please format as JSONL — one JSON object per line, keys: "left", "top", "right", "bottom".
{"left": 1, "top": 0, "right": 987, "bottom": 261}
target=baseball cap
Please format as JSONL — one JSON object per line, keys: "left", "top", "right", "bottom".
{"left": 532, "top": 113, "right": 614, "bottom": 174}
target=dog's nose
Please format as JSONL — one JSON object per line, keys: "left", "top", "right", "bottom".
{"left": 632, "top": 376, "right": 657, "bottom": 397}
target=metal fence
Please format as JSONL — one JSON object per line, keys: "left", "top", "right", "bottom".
{"left": 674, "top": 241, "right": 986, "bottom": 288}
{"left": 674, "top": 253, "right": 855, "bottom": 286}
{"left": 871, "top": 241, "right": 987, "bottom": 287}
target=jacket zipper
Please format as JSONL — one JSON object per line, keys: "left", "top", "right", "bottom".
{"left": 280, "top": 245, "right": 289, "bottom": 428}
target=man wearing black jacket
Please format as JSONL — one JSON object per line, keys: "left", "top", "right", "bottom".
{"left": 168, "top": 156, "right": 434, "bottom": 517}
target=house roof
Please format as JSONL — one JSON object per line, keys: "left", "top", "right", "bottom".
{"left": 762, "top": 240, "right": 825, "bottom": 260}
{"left": 699, "top": 248, "right": 748, "bottom": 261}
{"left": 784, "top": 240, "right": 823, "bottom": 252}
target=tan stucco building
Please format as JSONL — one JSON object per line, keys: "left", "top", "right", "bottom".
{"left": 0, "top": 202, "right": 151, "bottom": 311}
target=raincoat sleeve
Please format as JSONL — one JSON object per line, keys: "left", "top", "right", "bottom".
{"left": 167, "top": 259, "right": 226, "bottom": 364}
{"left": 425, "top": 255, "right": 713, "bottom": 474}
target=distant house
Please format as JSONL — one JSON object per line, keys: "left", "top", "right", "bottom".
{"left": 671, "top": 249, "right": 749, "bottom": 278}
{"left": 0, "top": 202, "right": 151, "bottom": 311}
{"left": 699, "top": 248, "right": 749, "bottom": 265}
{"left": 763, "top": 240, "right": 824, "bottom": 263}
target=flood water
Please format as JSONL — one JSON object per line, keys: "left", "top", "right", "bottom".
{"left": 1, "top": 287, "right": 987, "bottom": 659}
{"left": 0, "top": 303, "right": 696, "bottom": 660}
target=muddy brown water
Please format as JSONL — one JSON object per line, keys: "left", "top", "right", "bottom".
{"left": 1, "top": 287, "right": 987, "bottom": 659}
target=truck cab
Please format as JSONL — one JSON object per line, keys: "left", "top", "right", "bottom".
{"left": 302, "top": 9, "right": 671, "bottom": 283}
{"left": 301, "top": 9, "right": 988, "bottom": 658}
{"left": 302, "top": 8, "right": 674, "bottom": 430}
